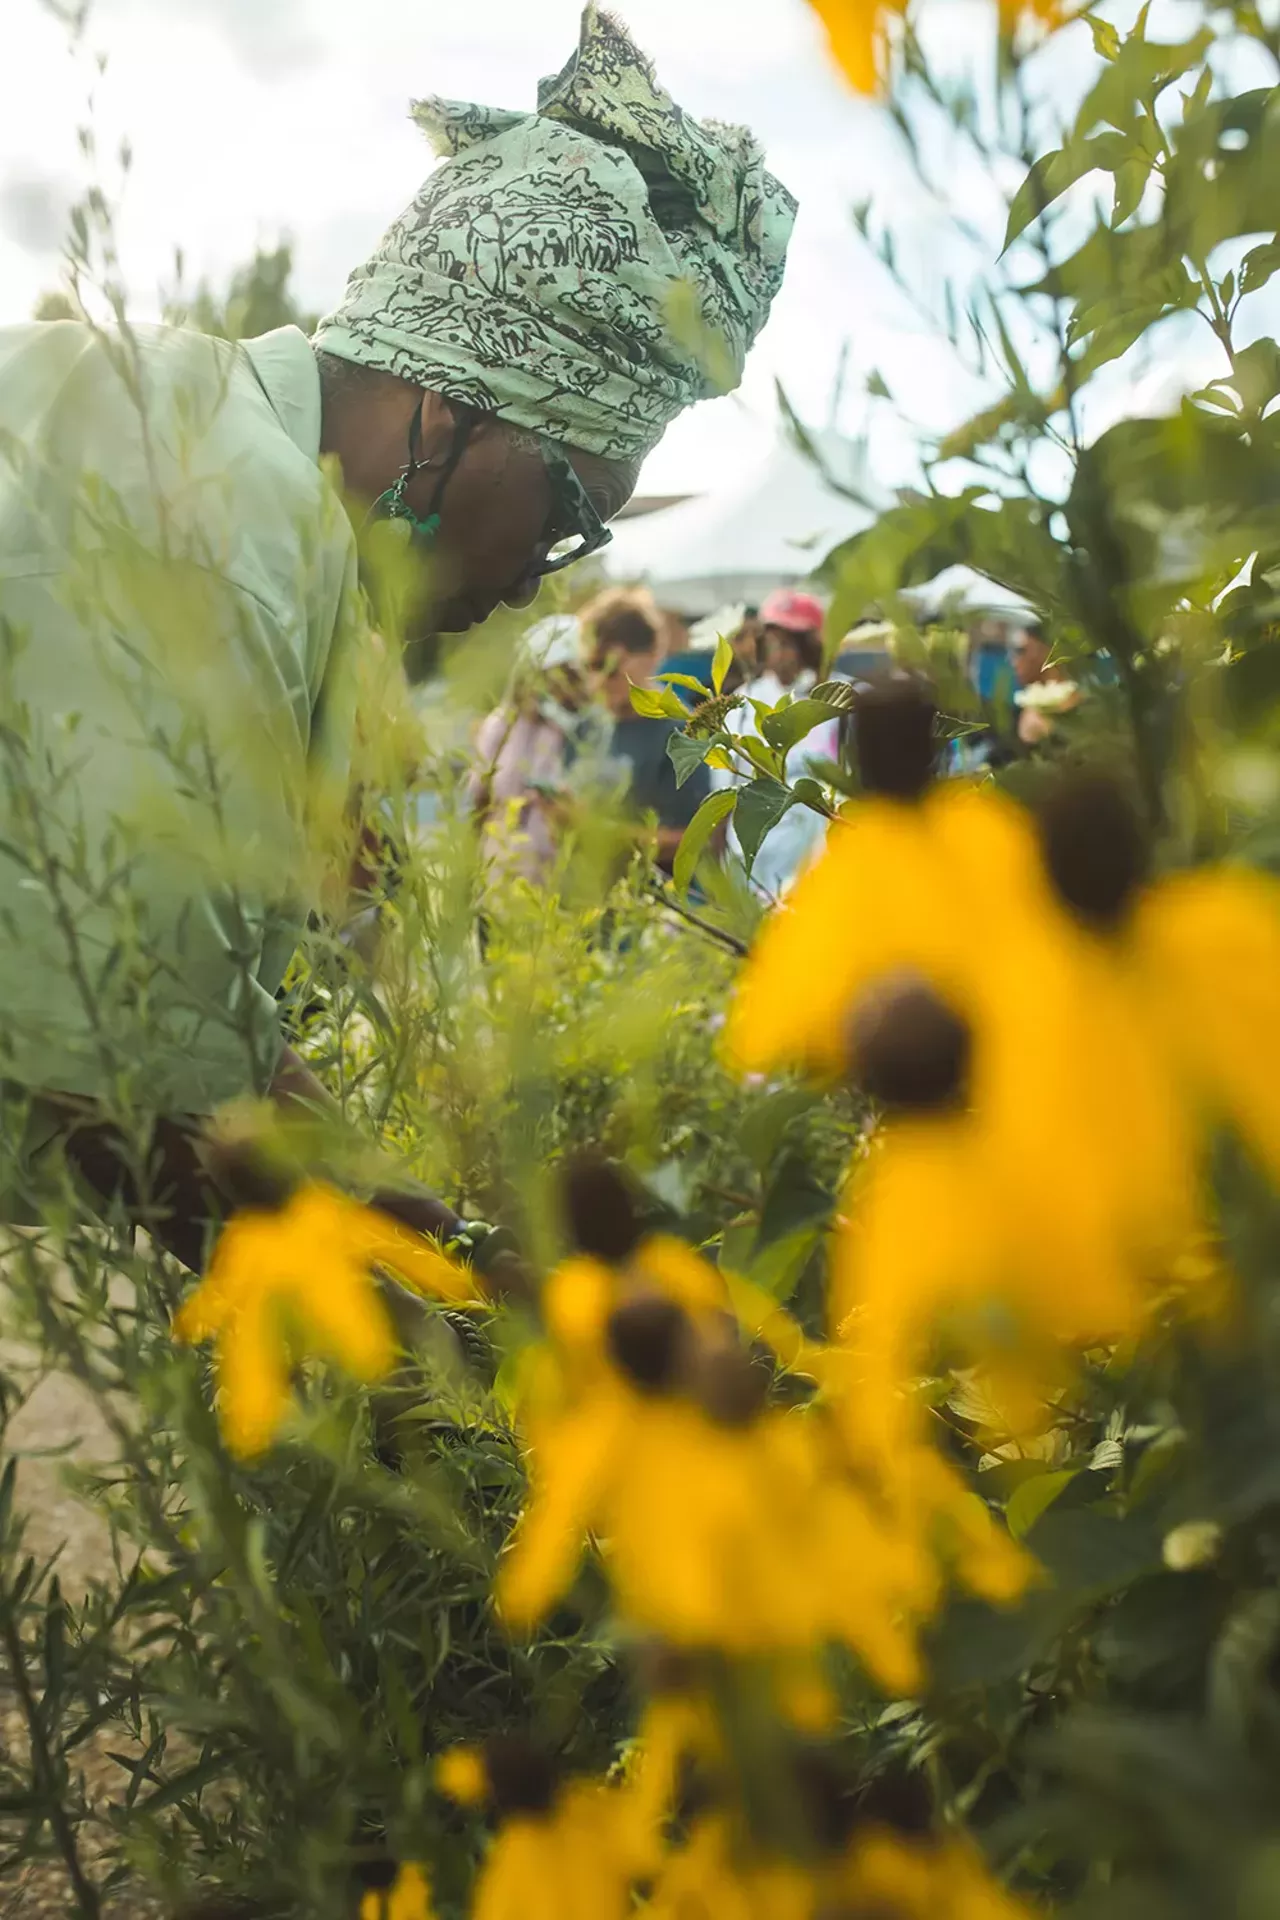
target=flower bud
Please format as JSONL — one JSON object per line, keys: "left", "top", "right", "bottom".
{"left": 562, "top": 1154, "right": 645, "bottom": 1264}
{"left": 607, "top": 1294, "right": 691, "bottom": 1392}
{"left": 1037, "top": 769, "right": 1149, "bottom": 930}
{"left": 852, "top": 672, "right": 938, "bottom": 800}
{"left": 482, "top": 1736, "right": 559, "bottom": 1818}
{"left": 849, "top": 972, "right": 971, "bottom": 1114}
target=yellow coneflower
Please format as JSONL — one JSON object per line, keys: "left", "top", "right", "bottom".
{"left": 648, "top": 1812, "right": 1032, "bottom": 1920}
{"left": 173, "top": 1181, "right": 475, "bottom": 1458}
{"left": 729, "top": 684, "right": 1220, "bottom": 1448}
{"left": 436, "top": 1741, "right": 642, "bottom": 1920}
{"left": 359, "top": 1863, "right": 434, "bottom": 1920}
{"left": 806, "top": 0, "right": 1063, "bottom": 97}
{"left": 496, "top": 1161, "right": 933, "bottom": 1692}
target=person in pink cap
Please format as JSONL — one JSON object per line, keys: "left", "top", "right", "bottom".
{"left": 713, "top": 585, "right": 840, "bottom": 898}
{"left": 757, "top": 588, "right": 826, "bottom": 691}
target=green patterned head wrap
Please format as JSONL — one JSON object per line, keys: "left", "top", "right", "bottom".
{"left": 312, "top": 5, "right": 797, "bottom": 462}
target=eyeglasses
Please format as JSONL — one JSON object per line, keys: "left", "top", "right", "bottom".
{"left": 534, "top": 436, "right": 612, "bottom": 577}
{"left": 370, "top": 405, "right": 613, "bottom": 579}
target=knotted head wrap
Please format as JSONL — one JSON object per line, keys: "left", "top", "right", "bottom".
{"left": 313, "top": 4, "right": 797, "bottom": 462}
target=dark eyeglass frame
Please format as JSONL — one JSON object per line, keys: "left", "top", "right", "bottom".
{"left": 534, "top": 435, "right": 612, "bottom": 577}
{"left": 371, "top": 405, "right": 613, "bottom": 580}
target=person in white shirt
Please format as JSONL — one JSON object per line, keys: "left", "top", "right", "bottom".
{"left": 715, "top": 589, "right": 842, "bottom": 900}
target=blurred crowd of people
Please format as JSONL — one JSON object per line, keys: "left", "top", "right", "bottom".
{"left": 459, "top": 583, "right": 1076, "bottom": 898}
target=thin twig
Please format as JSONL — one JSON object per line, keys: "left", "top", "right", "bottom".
{"left": 643, "top": 881, "right": 750, "bottom": 957}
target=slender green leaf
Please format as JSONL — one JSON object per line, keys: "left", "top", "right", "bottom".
{"left": 711, "top": 631, "right": 734, "bottom": 695}
{"left": 672, "top": 787, "right": 736, "bottom": 894}
{"left": 629, "top": 683, "right": 689, "bottom": 721}
{"left": 1004, "top": 133, "right": 1128, "bottom": 251}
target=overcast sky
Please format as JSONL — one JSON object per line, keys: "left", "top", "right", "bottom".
{"left": 0, "top": 0, "right": 1240, "bottom": 493}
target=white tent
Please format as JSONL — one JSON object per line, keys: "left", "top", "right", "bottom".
{"left": 604, "top": 429, "right": 890, "bottom": 616}
{"left": 903, "top": 564, "right": 1035, "bottom": 620}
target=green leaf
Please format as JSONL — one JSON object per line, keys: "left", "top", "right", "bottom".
{"left": 672, "top": 787, "right": 736, "bottom": 894}
{"left": 1233, "top": 337, "right": 1280, "bottom": 414}
{"left": 1006, "top": 1468, "right": 1079, "bottom": 1540}
{"left": 1073, "top": 26, "right": 1212, "bottom": 140}
{"left": 1240, "top": 238, "right": 1280, "bottom": 296}
{"left": 757, "top": 1150, "right": 835, "bottom": 1248}
{"left": 748, "top": 1225, "right": 822, "bottom": 1302}
{"left": 1004, "top": 133, "right": 1128, "bottom": 251}
{"left": 734, "top": 776, "right": 797, "bottom": 872}
{"left": 666, "top": 729, "right": 713, "bottom": 789}
{"left": 1111, "top": 151, "right": 1154, "bottom": 227}
{"left": 929, "top": 1590, "right": 1075, "bottom": 1690}
{"left": 811, "top": 678, "right": 859, "bottom": 711}
{"left": 711, "top": 632, "right": 734, "bottom": 696}
{"left": 740, "top": 734, "right": 786, "bottom": 780}
{"left": 1025, "top": 1507, "right": 1163, "bottom": 1598}
{"left": 760, "top": 698, "right": 838, "bottom": 756}
{"left": 630, "top": 682, "right": 690, "bottom": 721}
{"left": 135, "top": 1751, "right": 233, "bottom": 1815}
{"left": 790, "top": 777, "right": 834, "bottom": 817}
{"left": 1087, "top": 13, "right": 1121, "bottom": 60}
{"left": 657, "top": 670, "right": 713, "bottom": 696}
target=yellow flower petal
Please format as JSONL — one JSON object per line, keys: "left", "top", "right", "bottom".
{"left": 436, "top": 1746, "right": 489, "bottom": 1806}
{"left": 354, "top": 1209, "right": 479, "bottom": 1306}
{"left": 472, "top": 1785, "right": 638, "bottom": 1920}
{"left": 497, "top": 1392, "right": 630, "bottom": 1629}
{"left": 214, "top": 1296, "right": 293, "bottom": 1460}
{"left": 294, "top": 1262, "right": 397, "bottom": 1384}
{"left": 359, "top": 1863, "right": 434, "bottom": 1920}
{"left": 1133, "top": 867, "right": 1280, "bottom": 1185}
{"left": 727, "top": 785, "right": 1047, "bottom": 1078}
{"left": 804, "top": 0, "right": 895, "bottom": 92}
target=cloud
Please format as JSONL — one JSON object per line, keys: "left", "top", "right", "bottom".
{"left": 0, "top": 171, "right": 71, "bottom": 254}
{"left": 93, "top": 0, "right": 324, "bottom": 79}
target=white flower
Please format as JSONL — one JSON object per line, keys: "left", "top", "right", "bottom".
{"left": 1162, "top": 1519, "right": 1222, "bottom": 1571}
{"left": 1014, "top": 679, "right": 1080, "bottom": 712}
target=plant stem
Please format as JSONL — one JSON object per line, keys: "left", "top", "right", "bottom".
{"left": 643, "top": 881, "right": 750, "bottom": 957}
{"left": 0, "top": 1596, "right": 100, "bottom": 1917}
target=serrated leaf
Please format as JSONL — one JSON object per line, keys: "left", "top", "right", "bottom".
{"left": 760, "top": 698, "right": 837, "bottom": 756}
{"left": 711, "top": 632, "right": 734, "bottom": 696}
{"left": 811, "top": 678, "right": 859, "bottom": 711}
{"left": 666, "top": 729, "right": 713, "bottom": 789}
{"left": 672, "top": 787, "right": 736, "bottom": 895}
{"left": 734, "top": 777, "right": 797, "bottom": 872}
